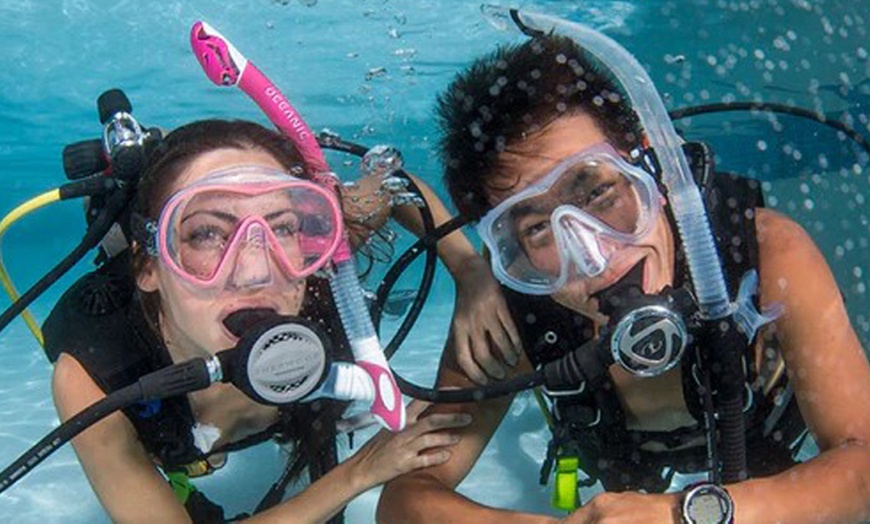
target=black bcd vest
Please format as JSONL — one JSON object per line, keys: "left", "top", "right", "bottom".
{"left": 503, "top": 142, "right": 807, "bottom": 492}
{"left": 43, "top": 252, "right": 348, "bottom": 522}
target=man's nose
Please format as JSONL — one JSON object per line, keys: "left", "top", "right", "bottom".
{"left": 554, "top": 207, "right": 607, "bottom": 278}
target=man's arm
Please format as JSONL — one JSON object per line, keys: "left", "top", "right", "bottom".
{"left": 723, "top": 208, "right": 870, "bottom": 523}
{"left": 377, "top": 335, "right": 559, "bottom": 524}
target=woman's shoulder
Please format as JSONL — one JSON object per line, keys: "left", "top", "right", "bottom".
{"left": 52, "top": 352, "right": 108, "bottom": 420}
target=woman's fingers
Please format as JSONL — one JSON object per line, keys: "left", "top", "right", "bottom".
{"left": 454, "top": 329, "right": 489, "bottom": 385}
{"left": 405, "top": 412, "right": 472, "bottom": 439}
{"left": 408, "top": 415, "right": 470, "bottom": 462}
{"left": 407, "top": 432, "right": 462, "bottom": 454}
{"left": 411, "top": 449, "right": 452, "bottom": 468}
{"left": 404, "top": 400, "right": 432, "bottom": 425}
{"left": 471, "top": 326, "right": 507, "bottom": 380}
{"left": 498, "top": 307, "right": 522, "bottom": 361}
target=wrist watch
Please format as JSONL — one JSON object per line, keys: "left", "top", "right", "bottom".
{"left": 681, "top": 482, "right": 734, "bottom": 524}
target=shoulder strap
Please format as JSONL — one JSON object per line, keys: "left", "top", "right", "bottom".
{"left": 43, "top": 254, "right": 204, "bottom": 468}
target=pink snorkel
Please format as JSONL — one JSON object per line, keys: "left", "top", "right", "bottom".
{"left": 190, "top": 21, "right": 405, "bottom": 432}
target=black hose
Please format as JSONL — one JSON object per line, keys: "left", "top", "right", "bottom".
{"left": 394, "top": 370, "right": 544, "bottom": 403}
{"left": 379, "top": 217, "right": 468, "bottom": 359}
{"left": 0, "top": 186, "right": 133, "bottom": 335}
{"left": 699, "top": 316, "right": 749, "bottom": 482}
{"left": 717, "top": 395, "right": 748, "bottom": 482}
{"left": 0, "top": 384, "right": 140, "bottom": 495}
{"left": 669, "top": 101, "right": 870, "bottom": 155}
{"left": 371, "top": 172, "right": 438, "bottom": 358}
{"left": 0, "top": 357, "right": 213, "bottom": 495}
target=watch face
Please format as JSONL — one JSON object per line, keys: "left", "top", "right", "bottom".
{"left": 686, "top": 493, "right": 727, "bottom": 522}
{"left": 684, "top": 484, "right": 733, "bottom": 524}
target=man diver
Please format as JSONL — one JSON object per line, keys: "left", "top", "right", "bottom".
{"left": 377, "top": 28, "right": 870, "bottom": 524}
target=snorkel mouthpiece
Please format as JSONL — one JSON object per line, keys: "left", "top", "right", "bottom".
{"left": 191, "top": 21, "right": 247, "bottom": 86}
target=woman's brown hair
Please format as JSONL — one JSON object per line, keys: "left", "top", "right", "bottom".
{"left": 131, "top": 118, "right": 350, "bottom": 483}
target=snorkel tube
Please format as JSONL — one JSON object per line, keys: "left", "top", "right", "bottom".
{"left": 190, "top": 21, "right": 405, "bottom": 431}
{"left": 487, "top": 7, "right": 733, "bottom": 318}
{"left": 486, "top": 7, "right": 784, "bottom": 482}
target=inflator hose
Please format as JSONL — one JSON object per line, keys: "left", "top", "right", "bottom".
{"left": 0, "top": 187, "right": 133, "bottom": 335}
{"left": 701, "top": 316, "right": 750, "bottom": 482}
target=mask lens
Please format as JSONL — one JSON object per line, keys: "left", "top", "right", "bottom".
{"left": 479, "top": 144, "right": 659, "bottom": 294}
{"left": 161, "top": 175, "right": 340, "bottom": 286}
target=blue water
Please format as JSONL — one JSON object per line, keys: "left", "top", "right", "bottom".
{"left": 0, "top": 1, "right": 867, "bottom": 522}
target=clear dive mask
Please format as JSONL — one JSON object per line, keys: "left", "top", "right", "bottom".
{"left": 477, "top": 143, "right": 663, "bottom": 295}
{"left": 148, "top": 166, "right": 343, "bottom": 293}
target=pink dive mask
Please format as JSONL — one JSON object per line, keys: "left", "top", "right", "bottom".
{"left": 153, "top": 166, "right": 343, "bottom": 293}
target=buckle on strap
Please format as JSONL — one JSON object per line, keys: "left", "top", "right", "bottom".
{"left": 552, "top": 456, "right": 580, "bottom": 511}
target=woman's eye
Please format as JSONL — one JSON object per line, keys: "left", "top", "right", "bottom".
{"left": 184, "top": 226, "right": 228, "bottom": 249}
{"left": 271, "top": 219, "right": 300, "bottom": 238}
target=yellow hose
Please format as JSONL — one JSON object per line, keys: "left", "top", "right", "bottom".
{"left": 0, "top": 189, "right": 62, "bottom": 346}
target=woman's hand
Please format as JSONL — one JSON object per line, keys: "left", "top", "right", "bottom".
{"left": 347, "top": 400, "right": 472, "bottom": 490}
{"left": 450, "top": 255, "right": 522, "bottom": 384}
{"left": 340, "top": 174, "right": 393, "bottom": 248}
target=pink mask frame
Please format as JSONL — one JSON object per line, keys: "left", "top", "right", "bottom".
{"left": 156, "top": 168, "right": 344, "bottom": 291}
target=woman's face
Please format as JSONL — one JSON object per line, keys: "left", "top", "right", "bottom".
{"left": 137, "top": 147, "right": 307, "bottom": 358}
{"left": 485, "top": 113, "right": 674, "bottom": 312}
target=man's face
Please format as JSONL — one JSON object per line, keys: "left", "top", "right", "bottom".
{"left": 484, "top": 113, "right": 674, "bottom": 312}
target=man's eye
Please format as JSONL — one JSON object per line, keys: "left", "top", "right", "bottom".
{"left": 522, "top": 220, "right": 552, "bottom": 243}
{"left": 586, "top": 182, "right": 617, "bottom": 206}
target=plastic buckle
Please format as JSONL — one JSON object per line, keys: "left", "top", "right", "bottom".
{"left": 551, "top": 455, "right": 580, "bottom": 511}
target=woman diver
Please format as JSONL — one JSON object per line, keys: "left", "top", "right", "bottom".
{"left": 48, "top": 119, "right": 472, "bottom": 523}
{"left": 379, "top": 25, "right": 870, "bottom": 524}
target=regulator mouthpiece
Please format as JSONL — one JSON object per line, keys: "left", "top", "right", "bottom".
{"left": 223, "top": 308, "right": 280, "bottom": 337}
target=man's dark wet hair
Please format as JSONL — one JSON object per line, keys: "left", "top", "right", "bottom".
{"left": 436, "top": 34, "right": 643, "bottom": 219}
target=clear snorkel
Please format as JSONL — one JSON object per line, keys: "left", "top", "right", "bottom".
{"left": 483, "top": 7, "right": 785, "bottom": 482}
{"left": 487, "top": 7, "right": 734, "bottom": 319}
{"left": 190, "top": 21, "right": 405, "bottom": 432}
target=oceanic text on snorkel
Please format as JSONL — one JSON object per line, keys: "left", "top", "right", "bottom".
{"left": 264, "top": 86, "right": 310, "bottom": 141}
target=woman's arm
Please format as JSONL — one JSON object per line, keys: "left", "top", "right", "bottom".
{"left": 52, "top": 353, "right": 191, "bottom": 524}
{"left": 378, "top": 341, "right": 561, "bottom": 524}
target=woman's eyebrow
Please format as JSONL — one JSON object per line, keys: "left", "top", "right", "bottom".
{"left": 180, "top": 207, "right": 295, "bottom": 224}
{"left": 180, "top": 209, "right": 236, "bottom": 224}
